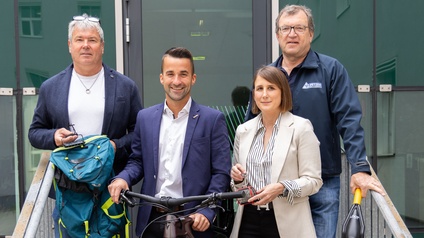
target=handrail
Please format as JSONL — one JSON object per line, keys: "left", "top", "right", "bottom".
{"left": 337, "top": 155, "right": 412, "bottom": 238}
{"left": 371, "top": 191, "right": 412, "bottom": 237}
{"left": 12, "top": 152, "right": 54, "bottom": 238}
{"left": 369, "top": 165, "right": 412, "bottom": 237}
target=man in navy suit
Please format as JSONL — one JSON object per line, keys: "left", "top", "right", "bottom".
{"left": 108, "top": 47, "right": 231, "bottom": 238}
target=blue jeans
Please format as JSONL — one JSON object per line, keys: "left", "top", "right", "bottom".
{"left": 52, "top": 206, "right": 70, "bottom": 238}
{"left": 309, "top": 176, "right": 340, "bottom": 238}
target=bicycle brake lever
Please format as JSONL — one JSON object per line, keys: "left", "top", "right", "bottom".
{"left": 198, "top": 196, "right": 219, "bottom": 209}
{"left": 120, "top": 191, "right": 136, "bottom": 207}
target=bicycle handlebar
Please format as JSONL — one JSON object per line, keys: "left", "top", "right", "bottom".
{"left": 120, "top": 190, "right": 246, "bottom": 208}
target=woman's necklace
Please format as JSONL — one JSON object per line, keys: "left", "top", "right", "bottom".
{"left": 76, "top": 71, "right": 101, "bottom": 94}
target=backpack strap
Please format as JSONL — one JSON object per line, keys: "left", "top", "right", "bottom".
{"left": 58, "top": 218, "right": 65, "bottom": 238}
{"left": 101, "top": 197, "right": 131, "bottom": 238}
{"left": 52, "top": 135, "right": 108, "bottom": 152}
{"left": 83, "top": 135, "right": 108, "bottom": 144}
{"left": 84, "top": 220, "right": 90, "bottom": 238}
{"left": 101, "top": 197, "right": 125, "bottom": 219}
{"left": 52, "top": 163, "right": 57, "bottom": 190}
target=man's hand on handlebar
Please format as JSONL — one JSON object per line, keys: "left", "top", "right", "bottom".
{"left": 189, "top": 213, "right": 210, "bottom": 232}
{"left": 108, "top": 178, "right": 129, "bottom": 204}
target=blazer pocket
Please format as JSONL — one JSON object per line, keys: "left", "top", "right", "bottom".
{"left": 113, "top": 96, "right": 127, "bottom": 116}
{"left": 189, "top": 137, "right": 211, "bottom": 160}
{"left": 116, "top": 96, "right": 126, "bottom": 103}
{"left": 190, "top": 136, "right": 210, "bottom": 145}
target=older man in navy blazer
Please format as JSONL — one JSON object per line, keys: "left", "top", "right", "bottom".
{"left": 28, "top": 63, "right": 142, "bottom": 173}
{"left": 28, "top": 14, "right": 142, "bottom": 237}
{"left": 28, "top": 14, "right": 142, "bottom": 177}
{"left": 108, "top": 47, "right": 231, "bottom": 238}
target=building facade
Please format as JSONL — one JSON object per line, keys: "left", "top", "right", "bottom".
{"left": 0, "top": 0, "right": 423, "bottom": 236}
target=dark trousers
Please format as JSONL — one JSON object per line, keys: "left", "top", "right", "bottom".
{"left": 141, "top": 209, "right": 168, "bottom": 238}
{"left": 141, "top": 209, "right": 213, "bottom": 238}
{"left": 238, "top": 204, "right": 280, "bottom": 238}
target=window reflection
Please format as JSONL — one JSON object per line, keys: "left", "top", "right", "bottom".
{"left": 0, "top": 97, "right": 18, "bottom": 236}
{"left": 19, "top": 5, "right": 42, "bottom": 37}
{"left": 0, "top": 0, "right": 115, "bottom": 236}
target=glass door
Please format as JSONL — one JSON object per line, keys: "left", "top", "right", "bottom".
{"left": 1, "top": 0, "right": 118, "bottom": 236}
{"left": 135, "top": 0, "right": 255, "bottom": 109}
{"left": 1, "top": 0, "right": 19, "bottom": 235}
{"left": 0, "top": 96, "right": 19, "bottom": 236}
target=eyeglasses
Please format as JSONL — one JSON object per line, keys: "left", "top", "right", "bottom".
{"left": 62, "top": 124, "right": 85, "bottom": 148}
{"left": 68, "top": 124, "right": 84, "bottom": 139}
{"left": 278, "top": 25, "right": 309, "bottom": 35}
{"left": 73, "top": 15, "right": 101, "bottom": 25}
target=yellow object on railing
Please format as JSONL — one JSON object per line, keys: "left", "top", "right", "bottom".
{"left": 342, "top": 188, "right": 365, "bottom": 238}
{"left": 353, "top": 188, "right": 362, "bottom": 205}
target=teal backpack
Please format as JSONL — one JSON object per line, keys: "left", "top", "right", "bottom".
{"left": 50, "top": 135, "right": 130, "bottom": 238}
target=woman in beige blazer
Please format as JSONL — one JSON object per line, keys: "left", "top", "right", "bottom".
{"left": 230, "top": 66, "right": 323, "bottom": 238}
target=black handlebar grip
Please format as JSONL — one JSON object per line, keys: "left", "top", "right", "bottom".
{"left": 216, "top": 190, "right": 246, "bottom": 200}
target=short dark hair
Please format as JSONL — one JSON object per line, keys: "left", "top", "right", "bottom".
{"left": 161, "top": 47, "right": 195, "bottom": 74}
{"left": 251, "top": 66, "right": 292, "bottom": 114}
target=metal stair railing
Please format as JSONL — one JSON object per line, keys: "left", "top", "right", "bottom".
{"left": 11, "top": 151, "right": 413, "bottom": 237}
{"left": 337, "top": 154, "right": 412, "bottom": 238}
{"left": 11, "top": 152, "right": 54, "bottom": 238}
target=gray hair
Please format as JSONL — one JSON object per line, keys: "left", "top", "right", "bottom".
{"left": 275, "top": 5, "right": 315, "bottom": 34}
{"left": 68, "top": 13, "right": 104, "bottom": 42}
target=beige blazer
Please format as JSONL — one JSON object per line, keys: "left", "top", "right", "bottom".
{"left": 230, "top": 112, "right": 323, "bottom": 238}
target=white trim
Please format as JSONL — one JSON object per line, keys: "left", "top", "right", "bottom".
{"left": 272, "top": 0, "right": 279, "bottom": 61}
{"left": 115, "top": 0, "right": 124, "bottom": 74}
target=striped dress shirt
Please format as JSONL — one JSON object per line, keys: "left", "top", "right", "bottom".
{"left": 245, "top": 113, "right": 281, "bottom": 191}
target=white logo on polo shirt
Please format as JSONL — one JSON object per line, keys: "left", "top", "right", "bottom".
{"left": 302, "top": 82, "right": 322, "bottom": 89}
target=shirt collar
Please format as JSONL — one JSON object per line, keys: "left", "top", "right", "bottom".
{"left": 276, "top": 49, "right": 319, "bottom": 70}
{"left": 256, "top": 112, "right": 283, "bottom": 130}
{"left": 163, "top": 97, "right": 192, "bottom": 118}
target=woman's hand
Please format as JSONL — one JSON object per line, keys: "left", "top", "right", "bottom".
{"left": 231, "top": 163, "right": 246, "bottom": 183}
{"left": 249, "top": 182, "right": 284, "bottom": 205}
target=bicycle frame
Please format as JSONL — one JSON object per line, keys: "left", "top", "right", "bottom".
{"left": 120, "top": 190, "right": 246, "bottom": 238}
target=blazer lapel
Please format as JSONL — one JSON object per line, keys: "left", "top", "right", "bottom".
{"left": 58, "top": 66, "right": 73, "bottom": 127}
{"left": 271, "top": 112, "right": 294, "bottom": 182}
{"left": 237, "top": 116, "right": 259, "bottom": 168}
{"left": 102, "top": 65, "right": 116, "bottom": 134}
{"left": 182, "top": 101, "right": 200, "bottom": 167}
{"left": 152, "top": 103, "right": 164, "bottom": 173}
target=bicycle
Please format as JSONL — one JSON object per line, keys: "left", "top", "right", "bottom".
{"left": 119, "top": 189, "right": 246, "bottom": 238}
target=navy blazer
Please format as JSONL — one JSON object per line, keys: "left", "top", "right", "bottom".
{"left": 116, "top": 100, "right": 231, "bottom": 237}
{"left": 28, "top": 63, "right": 142, "bottom": 173}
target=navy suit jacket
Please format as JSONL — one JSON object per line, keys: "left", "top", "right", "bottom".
{"left": 28, "top": 63, "right": 142, "bottom": 173}
{"left": 116, "top": 100, "right": 231, "bottom": 237}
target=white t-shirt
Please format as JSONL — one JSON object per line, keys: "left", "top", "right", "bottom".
{"left": 68, "top": 68, "right": 105, "bottom": 137}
